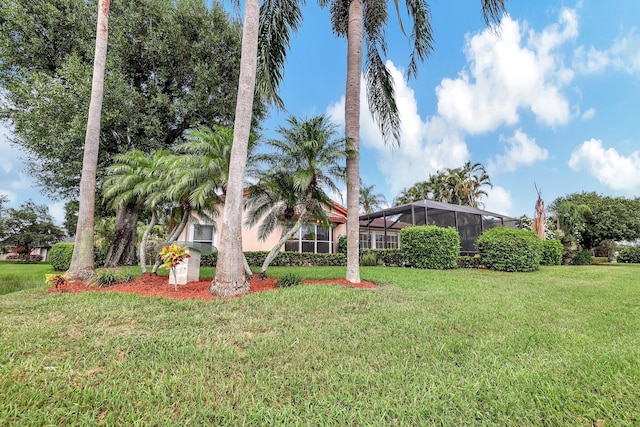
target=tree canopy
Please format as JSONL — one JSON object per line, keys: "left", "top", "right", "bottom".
{"left": 0, "top": 0, "right": 266, "bottom": 200}
{"left": 0, "top": 200, "right": 65, "bottom": 258}
{"left": 395, "top": 161, "right": 492, "bottom": 207}
{"left": 550, "top": 192, "right": 640, "bottom": 249}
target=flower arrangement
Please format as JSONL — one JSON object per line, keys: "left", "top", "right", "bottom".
{"left": 159, "top": 244, "right": 191, "bottom": 291}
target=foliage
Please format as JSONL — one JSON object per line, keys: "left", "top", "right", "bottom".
{"left": 399, "top": 226, "right": 460, "bottom": 270}
{"left": 617, "top": 246, "right": 640, "bottom": 264}
{"left": 89, "top": 269, "right": 133, "bottom": 287}
{"left": 202, "top": 251, "right": 347, "bottom": 268}
{"left": 276, "top": 273, "right": 301, "bottom": 288}
{"left": 574, "top": 249, "right": 593, "bottom": 266}
{"left": 360, "top": 253, "right": 378, "bottom": 266}
{"left": 540, "top": 239, "right": 563, "bottom": 266}
{"left": 519, "top": 214, "right": 556, "bottom": 240}
{"left": 0, "top": 200, "right": 65, "bottom": 260}
{"left": 0, "top": 0, "right": 263, "bottom": 201}
{"left": 550, "top": 192, "right": 640, "bottom": 249}
{"left": 457, "top": 255, "right": 482, "bottom": 269}
{"left": 45, "top": 273, "right": 70, "bottom": 288}
{"left": 360, "top": 248, "right": 404, "bottom": 267}
{"left": 337, "top": 235, "right": 347, "bottom": 254}
{"left": 476, "top": 227, "right": 543, "bottom": 272}
{"left": 359, "top": 182, "right": 387, "bottom": 214}
{"left": 49, "top": 243, "right": 75, "bottom": 271}
{"left": 395, "top": 161, "right": 492, "bottom": 207}
{"left": 159, "top": 244, "right": 190, "bottom": 291}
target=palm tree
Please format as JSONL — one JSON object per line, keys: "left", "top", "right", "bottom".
{"left": 445, "top": 161, "right": 492, "bottom": 207}
{"left": 245, "top": 115, "right": 347, "bottom": 276}
{"left": 212, "top": 0, "right": 304, "bottom": 297}
{"left": 67, "top": 0, "right": 110, "bottom": 281}
{"left": 103, "top": 149, "right": 172, "bottom": 274}
{"left": 320, "top": 0, "right": 507, "bottom": 283}
{"left": 359, "top": 181, "right": 387, "bottom": 213}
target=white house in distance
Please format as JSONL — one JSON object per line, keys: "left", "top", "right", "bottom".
{"left": 176, "top": 200, "right": 348, "bottom": 255}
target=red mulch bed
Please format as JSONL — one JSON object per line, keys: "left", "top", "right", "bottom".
{"left": 48, "top": 273, "right": 377, "bottom": 301}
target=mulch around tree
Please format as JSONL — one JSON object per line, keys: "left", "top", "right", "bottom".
{"left": 48, "top": 273, "right": 377, "bottom": 301}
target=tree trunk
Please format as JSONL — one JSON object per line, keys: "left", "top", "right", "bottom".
{"left": 138, "top": 208, "right": 157, "bottom": 274}
{"left": 103, "top": 204, "right": 139, "bottom": 267}
{"left": 260, "top": 211, "right": 308, "bottom": 276}
{"left": 67, "top": 0, "right": 109, "bottom": 281}
{"left": 344, "top": 0, "right": 363, "bottom": 284}
{"left": 211, "top": 0, "right": 259, "bottom": 297}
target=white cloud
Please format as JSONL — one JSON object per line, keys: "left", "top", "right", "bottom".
{"left": 488, "top": 129, "right": 548, "bottom": 174}
{"left": 580, "top": 108, "right": 596, "bottom": 120}
{"left": 481, "top": 186, "right": 513, "bottom": 216}
{"left": 436, "top": 11, "right": 576, "bottom": 133}
{"left": 48, "top": 201, "right": 66, "bottom": 227}
{"left": 573, "top": 28, "right": 640, "bottom": 75}
{"left": 326, "top": 62, "right": 470, "bottom": 198}
{"left": 569, "top": 138, "right": 640, "bottom": 190}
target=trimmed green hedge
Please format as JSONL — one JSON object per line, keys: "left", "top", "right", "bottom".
{"left": 476, "top": 227, "right": 542, "bottom": 272}
{"left": 49, "top": 242, "right": 74, "bottom": 271}
{"left": 399, "top": 226, "right": 460, "bottom": 270}
{"left": 540, "top": 239, "right": 563, "bottom": 266}
{"left": 360, "top": 249, "right": 404, "bottom": 267}
{"left": 201, "top": 251, "right": 346, "bottom": 268}
{"left": 617, "top": 246, "right": 640, "bottom": 263}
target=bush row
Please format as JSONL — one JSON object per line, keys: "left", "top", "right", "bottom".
{"left": 617, "top": 246, "right": 640, "bottom": 263}
{"left": 201, "top": 251, "right": 347, "bottom": 268}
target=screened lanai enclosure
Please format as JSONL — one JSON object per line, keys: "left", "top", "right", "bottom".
{"left": 359, "top": 200, "right": 521, "bottom": 255}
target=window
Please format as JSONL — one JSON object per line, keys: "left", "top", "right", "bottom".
{"left": 285, "top": 224, "right": 333, "bottom": 253}
{"left": 359, "top": 231, "right": 399, "bottom": 249}
{"left": 192, "top": 224, "right": 216, "bottom": 250}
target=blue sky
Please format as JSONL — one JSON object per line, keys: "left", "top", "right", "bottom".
{"left": 2, "top": 0, "right": 640, "bottom": 225}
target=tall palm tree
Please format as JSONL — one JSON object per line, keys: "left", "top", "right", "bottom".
{"left": 67, "top": 0, "right": 110, "bottom": 281}
{"left": 212, "top": 0, "right": 304, "bottom": 296}
{"left": 359, "top": 181, "right": 386, "bottom": 213}
{"left": 444, "top": 161, "right": 492, "bottom": 207}
{"left": 319, "top": 0, "right": 507, "bottom": 283}
{"left": 245, "top": 115, "right": 347, "bottom": 276}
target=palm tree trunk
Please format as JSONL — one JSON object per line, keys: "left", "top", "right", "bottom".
{"left": 67, "top": 0, "right": 109, "bottom": 281}
{"left": 344, "top": 0, "right": 363, "bottom": 284}
{"left": 210, "top": 0, "right": 259, "bottom": 297}
{"left": 139, "top": 208, "right": 157, "bottom": 274}
{"left": 260, "top": 210, "right": 309, "bottom": 276}
{"left": 103, "top": 204, "right": 139, "bottom": 267}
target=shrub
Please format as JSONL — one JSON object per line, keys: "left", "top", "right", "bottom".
{"left": 574, "top": 249, "right": 592, "bottom": 265}
{"left": 476, "top": 227, "right": 543, "bottom": 272}
{"left": 5, "top": 253, "right": 21, "bottom": 260}
{"left": 457, "top": 255, "right": 481, "bottom": 268}
{"left": 49, "top": 242, "right": 74, "bottom": 271}
{"left": 30, "top": 254, "right": 43, "bottom": 262}
{"left": 277, "top": 273, "right": 301, "bottom": 288}
{"left": 399, "top": 226, "right": 460, "bottom": 270}
{"left": 90, "top": 269, "right": 133, "bottom": 287}
{"left": 361, "top": 248, "right": 404, "bottom": 267}
{"left": 540, "top": 239, "right": 563, "bottom": 266}
{"left": 361, "top": 253, "right": 378, "bottom": 266}
{"left": 617, "top": 246, "right": 640, "bottom": 263}
{"left": 337, "top": 236, "right": 347, "bottom": 254}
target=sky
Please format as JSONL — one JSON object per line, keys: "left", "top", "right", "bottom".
{"left": 1, "top": 0, "right": 640, "bottom": 225}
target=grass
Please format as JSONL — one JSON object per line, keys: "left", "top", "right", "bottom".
{"left": 0, "top": 260, "right": 56, "bottom": 295}
{"left": 1, "top": 263, "right": 639, "bottom": 425}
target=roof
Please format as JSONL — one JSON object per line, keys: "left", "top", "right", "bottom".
{"left": 359, "top": 199, "right": 519, "bottom": 222}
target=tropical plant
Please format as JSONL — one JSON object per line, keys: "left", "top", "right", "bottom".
{"left": 359, "top": 181, "right": 387, "bottom": 214}
{"left": 159, "top": 244, "right": 191, "bottom": 291}
{"left": 67, "top": 0, "right": 109, "bottom": 281}
{"left": 245, "top": 115, "right": 348, "bottom": 277}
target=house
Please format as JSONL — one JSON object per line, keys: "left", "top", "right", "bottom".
{"left": 176, "top": 200, "right": 348, "bottom": 255}
{"left": 359, "top": 200, "right": 520, "bottom": 255}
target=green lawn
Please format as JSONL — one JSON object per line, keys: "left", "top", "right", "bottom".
{"left": 1, "top": 263, "right": 639, "bottom": 425}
